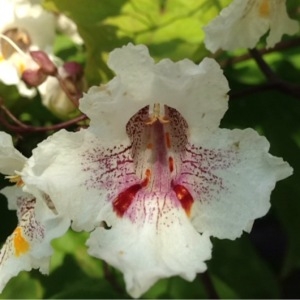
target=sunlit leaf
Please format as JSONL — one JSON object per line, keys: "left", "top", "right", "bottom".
{"left": 0, "top": 272, "right": 43, "bottom": 299}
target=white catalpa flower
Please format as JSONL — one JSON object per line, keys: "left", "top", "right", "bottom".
{"left": 0, "top": 0, "right": 56, "bottom": 97}
{"left": 0, "top": 132, "right": 70, "bottom": 293}
{"left": 204, "top": 0, "right": 299, "bottom": 52}
{"left": 21, "top": 44, "right": 293, "bottom": 298}
{"left": 56, "top": 14, "right": 83, "bottom": 45}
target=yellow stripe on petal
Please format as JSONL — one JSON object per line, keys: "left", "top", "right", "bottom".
{"left": 15, "top": 60, "right": 26, "bottom": 75}
{"left": 0, "top": 54, "right": 4, "bottom": 62}
{"left": 259, "top": 0, "right": 270, "bottom": 17}
{"left": 13, "top": 226, "right": 30, "bottom": 256}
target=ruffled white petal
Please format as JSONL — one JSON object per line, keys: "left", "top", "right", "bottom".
{"left": 22, "top": 129, "right": 134, "bottom": 231}
{"left": 204, "top": 0, "right": 299, "bottom": 52}
{"left": 0, "top": 60, "right": 20, "bottom": 85}
{"left": 55, "top": 14, "right": 83, "bottom": 45}
{"left": 0, "top": 187, "right": 70, "bottom": 292}
{"left": 267, "top": 0, "right": 299, "bottom": 48}
{"left": 0, "top": 131, "right": 26, "bottom": 175}
{"left": 87, "top": 196, "right": 212, "bottom": 298}
{"left": 1, "top": 186, "right": 25, "bottom": 210}
{"left": 0, "top": 0, "right": 15, "bottom": 30}
{"left": 178, "top": 128, "right": 293, "bottom": 239}
{"left": 80, "top": 44, "right": 229, "bottom": 141}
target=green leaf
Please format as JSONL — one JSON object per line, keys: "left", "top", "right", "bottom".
{"left": 44, "top": 0, "right": 232, "bottom": 84}
{"left": 208, "top": 236, "right": 280, "bottom": 298}
{"left": 51, "top": 229, "right": 103, "bottom": 278}
{"left": 142, "top": 276, "right": 208, "bottom": 299}
{"left": 0, "top": 272, "right": 43, "bottom": 299}
{"left": 44, "top": 0, "right": 131, "bottom": 84}
{"left": 48, "top": 278, "right": 122, "bottom": 299}
{"left": 210, "top": 274, "right": 239, "bottom": 299}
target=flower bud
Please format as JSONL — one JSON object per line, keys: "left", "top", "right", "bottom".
{"left": 63, "top": 61, "right": 83, "bottom": 81}
{"left": 30, "top": 50, "right": 57, "bottom": 76}
{"left": 22, "top": 68, "right": 47, "bottom": 87}
{"left": 59, "top": 62, "right": 85, "bottom": 100}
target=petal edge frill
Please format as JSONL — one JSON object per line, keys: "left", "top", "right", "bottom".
{"left": 87, "top": 194, "right": 212, "bottom": 298}
{"left": 0, "top": 131, "right": 26, "bottom": 175}
{"left": 178, "top": 128, "right": 292, "bottom": 239}
{"left": 80, "top": 44, "right": 229, "bottom": 142}
{"left": 22, "top": 129, "right": 135, "bottom": 231}
{"left": 0, "top": 187, "right": 69, "bottom": 293}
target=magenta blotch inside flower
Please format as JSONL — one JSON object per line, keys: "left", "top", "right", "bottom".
{"left": 21, "top": 44, "right": 293, "bottom": 298}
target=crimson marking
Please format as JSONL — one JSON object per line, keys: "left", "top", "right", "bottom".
{"left": 168, "top": 156, "right": 174, "bottom": 172}
{"left": 172, "top": 184, "right": 194, "bottom": 216}
{"left": 113, "top": 170, "right": 151, "bottom": 217}
{"left": 113, "top": 184, "right": 143, "bottom": 217}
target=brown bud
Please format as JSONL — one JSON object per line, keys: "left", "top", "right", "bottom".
{"left": 30, "top": 50, "right": 57, "bottom": 76}
{"left": 22, "top": 68, "right": 47, "bottom": 87}
{"left": 62, "top": 61, "right": 83, "bottom": 80}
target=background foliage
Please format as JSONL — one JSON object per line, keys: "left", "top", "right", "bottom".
{"left": 1, "top": 0, "right": 300, "bottom": 298}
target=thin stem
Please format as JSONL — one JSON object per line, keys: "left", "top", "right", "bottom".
{"left": 0, "top": 101, "right": 29, "bottom": 128}
{"left": 200, "top": 272, "right": 219, "bottom": 299}
{"left": 220, "top": 37, "right": 300, "bottom": 68}
{"left": 229, "top": 82, "right": 275, "bottom": 99}
{"left": 55, "top": 73, "right": 80, "bottom": 107}
{"left": 249, "top": 48, "right": 300, "bottom": 99}
{"left": 0, "top": 107, "right": 87, "bottom": 133}
{"left": 102, "top": 262, "right": 124, "bottom": 294}
{"left": 248, "top": 48, "right": 277, "bottom": 81}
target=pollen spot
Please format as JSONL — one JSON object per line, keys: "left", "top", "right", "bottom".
{"left": 165, "top": 132, "right": 171, "bottom": 148}
{"left": 147, "top": 143, "right": 153, "bottom": 149}
{"left": 259, "top": 0, "right": 270, "bottom": 17}
{"left": 13, "top": 226, "right": 30, "bottom": 257}
{"left": 18, "top": 61, "right": 26, "bottom": 75}
{"left": 173, "top": 184, "right": 194, "bottom": 217}
{"left": 5, "top": 174, "right": 24, "bottom": 187}
{"left": 168, "top": 156, "right": 174, "bottom": 172}
{"left": 145, "top": 103, "right": 169, "bottom": 125}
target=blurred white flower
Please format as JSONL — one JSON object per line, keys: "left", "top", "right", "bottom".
{"left": 21, "top": 44, "right": 293, "bottom": 298}
{"left": 0, "top": 0, "right": 56, "bottom": 97}
{"left": 204, "top": 0, "right": 299, "bottom": 52}
{"left": 56, "top": 14, "right": 83, "bottom": 45}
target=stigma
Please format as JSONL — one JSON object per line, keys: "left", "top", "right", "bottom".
{"left": 5, "top": 173, "right": 24, "bottom": 187}
{"left": 145, "top": 103, "right": 169, "bottom": 125}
